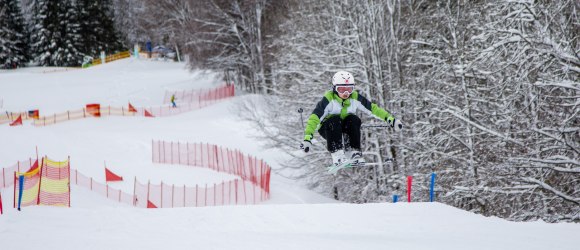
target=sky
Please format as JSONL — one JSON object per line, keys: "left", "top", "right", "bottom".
{"left": 0, "top": 58, "right": 578, "bottom": 250}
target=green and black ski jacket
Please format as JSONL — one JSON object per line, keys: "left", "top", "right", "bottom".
{"left": 303, "top": 90, "right": 394, "bottom": 141}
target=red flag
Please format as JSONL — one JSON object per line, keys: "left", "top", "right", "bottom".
{"left": 105, "top": 168, "right": 123, "bottom": 182}
{"left": 9, "top": 115, "right": 22, "bottom": 126}
{"left": 128, "top": 103, "right": 137, "bottom": 113}
{"left": 144, "top": 109, "right": 154, "bottom": 117}
{"left": 26, "top": 160, "right": 39, "bottom": 173}
{"left": 147, "top": 200, "right": 157, "bottom": 208}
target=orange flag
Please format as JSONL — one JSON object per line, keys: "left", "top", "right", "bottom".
{"left": 147, "top": 200, "right": 157, "bottom": 208}
{"left": 9, "top": 115, "right": 22, "bottom": 126}
{"left": 86, "top": 104, "right": 101, "bottom": 117}
{"left": 105, "top": 168, "right": 123, "bottom": 182}
{"left": 128, "top": 103, "right": 137, "bottom": 112}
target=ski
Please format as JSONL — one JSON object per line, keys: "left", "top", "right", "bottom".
{"left": 327, "top": 160, "right": 367, "bottom": 173}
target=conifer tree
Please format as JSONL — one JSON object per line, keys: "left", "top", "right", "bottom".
{"left": 60, "top": 0, "right": 84, "bottom": 66}
{"left": 0, "top": 0, "right": 29, "bottom": 68}
{"left": 78, "top": 0, "right": 124, "bottom": 58}
{"left": 28, "top": 0, "right": 60, "bottom": 66}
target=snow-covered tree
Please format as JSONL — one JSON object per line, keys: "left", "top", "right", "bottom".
{"left": 0, "top": 0, "right": 29, "bottom": 68}
{"left": 78, "top": 0, "right": 124, "bottom": 58}
{"left": 28, "top": 0, "right": 60, "bottom": 66}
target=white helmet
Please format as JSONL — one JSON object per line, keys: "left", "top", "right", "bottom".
{"left": 332, "top": 71, "right": 355, "bottom": 86}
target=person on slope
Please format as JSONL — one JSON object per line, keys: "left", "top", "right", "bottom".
{"left": 171, "top": 94, "right": 177, "bottom": 108}
{"left": 300, "top": 71, "right": 403, "bottom": 168}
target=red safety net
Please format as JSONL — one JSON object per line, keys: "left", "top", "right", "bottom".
{"left": 141, "top": 140, "right": 271, "bottom": 208}
{"left": 70, "top": 169, "right": 135, "bottom": 205}
{"left": 105, "top": 168, "right": 123, "bottom": 182}
{"left": 0, "top": 159, "right": 37, "bottom": 188}
{"left": 163, "top": 84, "right": 234, "bottom": 104}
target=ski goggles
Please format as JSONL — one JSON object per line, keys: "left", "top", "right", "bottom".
{"left": 335, "top": 85, "right": 354, "bottom": 95}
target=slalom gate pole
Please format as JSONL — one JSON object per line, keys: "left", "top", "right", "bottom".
{"left": 393, "top": 195, "right": 398, "bottom": 203}
{"left": 430, "top": 173, "right": 436, "bottom": 202}
{"left": 407, "top": 176, "right": 413, "bottom": 202}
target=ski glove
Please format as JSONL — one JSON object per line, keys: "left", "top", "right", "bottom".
{"left": 301, "top": 134, "right": 313, "bottom": 153}
{"left": 386, "top": 117, "right": 403, "bottom": 132}
{"left": 300, "top": 140, "right": 313, "bottom": 153}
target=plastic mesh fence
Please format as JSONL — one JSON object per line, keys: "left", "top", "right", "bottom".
{"left": 38, "top": 158, "right": 70, "bottom": 207}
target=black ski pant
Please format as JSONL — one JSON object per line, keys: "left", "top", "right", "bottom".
{"left": 318, "top": 115, "right": 361, "bottom": 153}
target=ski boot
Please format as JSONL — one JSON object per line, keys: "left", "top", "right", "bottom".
{"left": 327, "top": 150, "right": 350, "bottom": 173}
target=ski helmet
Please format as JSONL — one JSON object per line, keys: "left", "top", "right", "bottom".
{"left": 332, "top": 71, "right": 355, "bottom": 86}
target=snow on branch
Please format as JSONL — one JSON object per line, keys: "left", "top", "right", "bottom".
{"left": 522, "top": 177, "right": 580, "bottom": 204}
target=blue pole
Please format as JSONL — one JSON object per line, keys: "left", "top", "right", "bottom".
{"left": 393, "top": 195, "right": 398, "bottom": 203}
{"left": 430, "top": 173, "right": 436, "bottom": 202}
{"left": 17, "top": 175, "right": 24, "bottom": 211}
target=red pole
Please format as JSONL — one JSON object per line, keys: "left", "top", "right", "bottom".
{"left": 183, "top": 185, "right": 186, "bottom": 207}
{"left": 187, "top": 143, "right": 190, "bottom": 166}
{"left": 178, "top": 142, "right": 181, "bottom": 164}
{"left": 195, "top": 184, "right": 198, "bottom": 207}
{"left": 172, "top": 184, "right": 175, "bottom": 208}
{"left": 36, "top": 157, "right": 45, "bottom": 205}
{"left": 407, "top": 176, "right": 413, "bottom": 202}
{"left": 204, "top": 184, "right": 207, "bottom": 207}
{"left": 68, "top": 156, "right": 70, "bottom": 207}
{"left": 147, "top": 180, "right": 150, "bottom": 207}
{"left": 235, "top": 179, "right": 238, "bottom": 205}
{"left": 161, "top": 181, "right": 163, "bottom": 208}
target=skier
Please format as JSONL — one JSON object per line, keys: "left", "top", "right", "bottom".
{"left": 170, "top": 94, "right": 177, "bottom": 108}
{"left": 300, "top": 71, "right": 403, "bottom": 169}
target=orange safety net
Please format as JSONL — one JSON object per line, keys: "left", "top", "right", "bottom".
{"left": 105, "top": 168, "right": 123, "bottom": 182}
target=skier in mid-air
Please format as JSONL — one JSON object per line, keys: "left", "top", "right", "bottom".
{"left": 300, "top": 71, "right": 403, "bottom": 170}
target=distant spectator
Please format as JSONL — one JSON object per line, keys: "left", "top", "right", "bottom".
{"left": 146, "top": 40, "right": 152, "bottom": 58}
{"left": 171, "top": 94, "right": 177, "bottom": 108}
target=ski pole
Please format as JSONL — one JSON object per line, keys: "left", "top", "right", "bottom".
{"left": 297, "top": 108, "right": 305, "bottom": 130}
{"left": 361, "top": 124, "right": 391, "bottom": 129}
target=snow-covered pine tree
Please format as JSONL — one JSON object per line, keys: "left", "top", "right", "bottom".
{"left": 28, "top": 0, "right": 60, "bottom": 66}
{"left": 60, "top": 0, "right": 83, "bottom": 66}
{"left": 0, "top": 0, "right": 29, "bottom": 68}
{"left": 78, "top": 0, "right": 123, "bottom": 58}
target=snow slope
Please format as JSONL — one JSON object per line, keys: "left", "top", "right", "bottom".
{"left": 0, "top": 58, "right": 578, "bottom": 250}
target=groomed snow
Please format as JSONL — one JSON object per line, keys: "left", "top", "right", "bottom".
{"left": 0, "top": 58, "right": 578, "bottom": 250}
